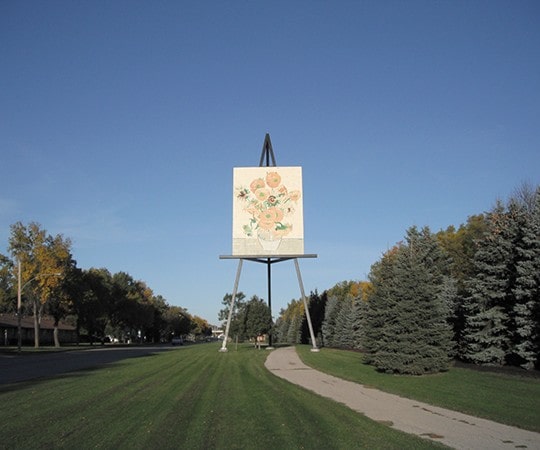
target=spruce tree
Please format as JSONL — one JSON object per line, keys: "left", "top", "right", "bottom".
{"left": 322, "top": 295, "right": 339, "bottom": 347}
{"left": 364, "top": 245, "right": 400, "bottom": 366}
{"left": 437, "top": 215, "right": 488, "bottom": 348}
{"left": 352, "top": 297, "right": 368, "bottom": 350}
{"left": 365, "top": 227, "right": 452, "bottom": 374}
{"left": 335, "top": 296, "right": 354, "bottom": 348}
{"left": 286, "top": 313, "right": 298, "bottom": 343}
{"left": 461, "top": 193, "right": 540, "bottom": 368}
{"left": 300, "top": 290, "right": 326, "bottom": 346}
{"left": 460, "top": 202, "right": 512, "bottom": 365}
{"left": 286, "top": 305, "right": 304, "bottom": 344}
{"left": 510, "top": 191, "right": 540, "bottom": 369}
{"left": 438, "top": 276, "right": 458, "bottom": 357}
{"left": 274, "top": 315, "right": 289, "bottom": 343}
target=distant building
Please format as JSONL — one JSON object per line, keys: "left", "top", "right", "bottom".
{"left": 0, "top": 313, "right": 77, "bottom": 346}
{"left": 211, "top": 326, "right": 223, "bottom": 338}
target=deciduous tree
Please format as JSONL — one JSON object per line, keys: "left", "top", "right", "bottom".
{"left": 76, "top": 268, "right": 112, "bottom": 344}
{"left": 0, "top": 254, "right": 14, "bottom": 313}
{"left": 219, "top": 291, "right": 246, "bottom": 338}
{"left": 8, "top": 222, "right": 71, "bottom": 347}
{"left": 243, "top": 295, "right": 272, "bottom": 343}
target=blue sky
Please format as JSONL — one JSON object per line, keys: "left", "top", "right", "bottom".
{"left": 1, "top": 1, "right": 539, "bottom": 325}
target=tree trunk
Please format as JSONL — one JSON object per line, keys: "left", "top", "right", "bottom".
{"left": 33, "top": 299, "right": 40, "bottom": 348}
{"left": 53, "top": 318, "right": 60, "bottom": 348}
{"left": 75, "top": 319, "right": 80, "bottom": 346}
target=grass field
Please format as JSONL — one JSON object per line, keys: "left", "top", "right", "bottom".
{"left": 298, "top": 345, "right": 540, "bottom": 433}
{"left": 0, "top": 343, "right": 446, "bottom": 449}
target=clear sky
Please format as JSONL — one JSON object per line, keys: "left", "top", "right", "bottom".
{"left": 1, "top": 1, "right": 539, "bottom": 325}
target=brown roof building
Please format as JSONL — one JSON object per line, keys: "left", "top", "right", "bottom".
{"left": 0, "top": 313, "right": 77, "bottom": 346}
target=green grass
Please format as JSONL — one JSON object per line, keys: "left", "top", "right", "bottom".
{"left": 297, "top": 345, "right": 540, "bottom": 432}
{"left": 1, "top": 343, "right": 124, "bottom": 354}
{"left": 0, "top": 343, "right": 445, "bottom": 449}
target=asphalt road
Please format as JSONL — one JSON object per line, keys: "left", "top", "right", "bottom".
{"left": 0, "top": 345, "right": 177, "bottom": 385}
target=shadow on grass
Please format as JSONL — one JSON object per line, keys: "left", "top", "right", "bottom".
{"left": 0, "top": 359, "right": 151, "bottom": 394}
{"left": 0, "top": 345, "right": 182, "bottom": 392}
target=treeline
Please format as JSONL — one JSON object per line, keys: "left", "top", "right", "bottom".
{"left": 275, "top": 184, "right": 540, "bottom": 374}
{"left": 0, "top": 222, "right": 211, "bottom": 347}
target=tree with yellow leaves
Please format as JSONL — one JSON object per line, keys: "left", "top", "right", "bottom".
{"left": 8, "top": 222, "right": 71, "bottom": 348}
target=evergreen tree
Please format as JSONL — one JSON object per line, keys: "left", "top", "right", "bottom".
{"left": 334, "top": 295, "right": 354, "bottom": 348}
{"left": 509, "top": 190, "right": 540, "bottom": 369}
{"left": 438, "top": 275, "right": 459, "bottom": 357}
{"left": 300, "top": 290, "right": 326, "bottom": 346}
{"left": 321, "top": 295, "right": 339, "bottom": 347}
{"left": 460, "top": 203, "right": 512, "bottom": 365}
{"left": 321, "top": 281, "right": 364, "bottom": 348}
{"left": 352, "top": 297, "right": 368, "bottom": 350}
{"left": 460, "top": 192, "right": 540, "bottom": 368}
{"left": 437, "top": 215, "right": 488, "bottom": 347}
{"left": 287, "top": 311, "right": 303, "bottom": 344}
{"left": 275, "top": 298, "right": 305, "bottom": 344}
{"left": 364, "top": 246, "right": 399, "bottom": 366}
{"left": 365, "top": 227, "right": 452, "bottom": 374}
{"left": 274, "top": 312, "right": 289, "bottom": 343}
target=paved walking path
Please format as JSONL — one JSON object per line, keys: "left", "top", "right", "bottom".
{"left": 265, "top": 346, "right": 540, "bottom": 450}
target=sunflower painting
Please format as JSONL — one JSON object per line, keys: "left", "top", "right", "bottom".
{"left": 232, "top": 166, "right": 304, "bottom": 256}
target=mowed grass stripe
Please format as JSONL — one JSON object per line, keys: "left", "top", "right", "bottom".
{"left": 2, "top": 349, "right": 209, "bottom": 448}
{"left": 0, "top": 344, "right": 447, "bottom": 449}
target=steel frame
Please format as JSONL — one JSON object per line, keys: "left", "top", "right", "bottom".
{"left": 219, "top": 134, "right": 319, "bottom": 352}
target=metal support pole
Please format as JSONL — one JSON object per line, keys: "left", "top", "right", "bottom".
{"left": 220, "top": 259, "right": 243, "bottom": 352}
{"left": 267, "top": 258, "right": 273, "bottom": 348}
{"left": 17, "top": 258, "right": 22, "bottom": 352}
{"left": 294, "top": 258, "right": 319, "bottom": 351}
{"left": 259, "top": 133, "right": 276, "bottom": 167}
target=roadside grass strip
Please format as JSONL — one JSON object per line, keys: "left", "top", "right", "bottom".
{"left": 0, "top": 343, "right": 445, "bottom": 449}
{"left": 297, "top": 345, "right": 540, "bottom": 433}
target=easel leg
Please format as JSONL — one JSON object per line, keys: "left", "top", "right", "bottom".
{"left": 220, "top": 259, "right": 243, "bottom": 352}
{"left": 266, "top": 258, "right": 274, "bottom": 349}
{"left": 294, "top": 258, "right": 319, "bottom": 351}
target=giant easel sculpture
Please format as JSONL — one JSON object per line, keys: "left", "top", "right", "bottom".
{"left": 219, "top": 134, "right": 319, "bottom": 352}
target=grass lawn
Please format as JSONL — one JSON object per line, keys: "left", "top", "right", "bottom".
{"left": 297, "top": 345, "right": 540, "bottom": 433}
{"left": 0, "top": 343, "right": 445, "bottom": 449}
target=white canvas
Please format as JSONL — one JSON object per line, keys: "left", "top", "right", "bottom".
{"left": 232, "top": 167, "right": 304, "bottom": 256}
